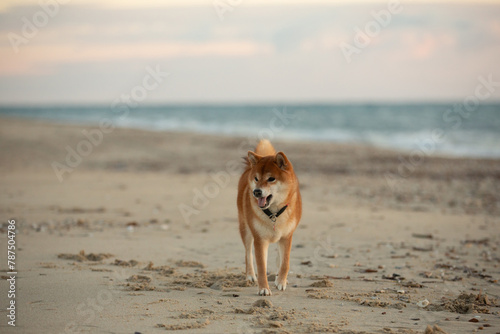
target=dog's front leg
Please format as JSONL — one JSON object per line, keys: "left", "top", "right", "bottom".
{"left": 254, "top": 238, "right": 271, "bottom": 296}
{"left": 275, "top": 236, "right": 292, "bottom": 291}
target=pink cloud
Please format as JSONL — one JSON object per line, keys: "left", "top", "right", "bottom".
{"left": 0, "top": 41, "right": 274, "bottom": 76}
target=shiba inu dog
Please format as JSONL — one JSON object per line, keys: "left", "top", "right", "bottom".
{"left": 237, "top": 139, "right": 302, "bottom": 296}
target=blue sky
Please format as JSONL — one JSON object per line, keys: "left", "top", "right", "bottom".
{"left": 0, "top": 1, "right": 499, "bottom": 104}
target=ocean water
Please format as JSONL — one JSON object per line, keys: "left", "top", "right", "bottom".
{"left": 0, "top": 104, "right": 499, "bottom": 159}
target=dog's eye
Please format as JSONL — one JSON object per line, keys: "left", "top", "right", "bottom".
{"left": 268, "top": 177, "right": 276, "bottom": 182}
{"left": 254, "top": 177, "right": 258, "bottom": 182}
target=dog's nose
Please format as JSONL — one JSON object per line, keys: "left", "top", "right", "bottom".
{"left": 253, "top": 189, "right": 262, "bottom": 197}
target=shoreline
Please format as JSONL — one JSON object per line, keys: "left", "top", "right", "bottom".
{"left": 1, "top": 115, "right": 499, "bottom": 162}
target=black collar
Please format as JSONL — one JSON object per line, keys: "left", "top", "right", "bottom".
{"left": 262, "top": 204, "right": 288, "bottom": 222}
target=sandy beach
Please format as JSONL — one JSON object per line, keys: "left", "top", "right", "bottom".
{"left": 0, "top": 117, "right": 499, "bottom": 334}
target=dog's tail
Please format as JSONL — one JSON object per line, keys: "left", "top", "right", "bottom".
{"left": 255, "top": 139, "right": 276, "bottom": 157}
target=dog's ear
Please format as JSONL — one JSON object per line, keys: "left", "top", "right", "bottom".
{"left": 275, "top": 152, "right": 290, "bottom": 170}
{"left": 247, "top": 151, "right": 262, "bottom": 167}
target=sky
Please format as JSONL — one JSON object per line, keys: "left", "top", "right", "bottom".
{"left": 0, "top": 1, "right": 499, "bottom": 104}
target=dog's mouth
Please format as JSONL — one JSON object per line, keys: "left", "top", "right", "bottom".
{"left": 257, "top": 195, "right": 273, "bottom": 209}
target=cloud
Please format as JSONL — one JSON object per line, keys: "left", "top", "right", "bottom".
{"left": 0, "top": 41, "right": 274, "bottom": 75}
{"left": 1, "top": 3, "right": 500, "bottom": 103}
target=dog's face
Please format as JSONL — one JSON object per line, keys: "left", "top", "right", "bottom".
{"left": 247, "top": 151, "right": 292, "bottom": 210}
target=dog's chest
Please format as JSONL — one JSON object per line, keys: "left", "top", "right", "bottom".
{"left": 252, "top": 215, "right": 295, "bottom": 243}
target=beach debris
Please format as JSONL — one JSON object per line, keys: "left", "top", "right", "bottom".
{"left": 40, "top": 263, "right": 58, "bottom": 269}
{"left": 91, "top": 268, "right": 113, "bottom": 272}
{"left": 306, "top": 289, "right": 334, "bottom": 299}
{"left": 57, "top": 250, "right": 113, "bottom": 262}
{"left": 222, "top": 294, "right": 240, "bottom": 298}
{"left": 127, "top": 275, "right": 152, "bottom": 283}
{"left": 417, "top": 299, "right": 430, "bottom": 308}
{"left": 76, "top": 219, "right": 88, "bottom": 227}
{"left": 421, "top": 271, "right": 434, "bottom": 278}
{"left": 124, "top": 275, "right": 158, "bottom": 291}
{"left": 462, "top": 238, "right": 489, "bottom": 246}
{"left": 480, "top": 250, "right": 493, "bottom": 261}
{"left": 424, "top": 325, "right": 449, "bottom": 334}
{"left": 253, "top": 299, "right": 273, "bottom": 308}
{"left": 428, "top": 264, "right": 496, "bottom": 283}
{"left": 323, "top": 254, "right": 338, "bottom": 259}
{"left": 209, "top": 279, "right": 235, "bottom": 290}
{"left": 172, "top": 270, "right": 253, "bottom": 289}
{"left": 307, "top": 322, "right": 341, "bottom": 333}
{"left": 268, "top": 321, "right": 283, "bottom": 328}
{"left": 476, "top": 290, "right": 494, "bottom": 306}
{"left": 445, "top": 252, "right": 460, "bottom": 260}
{"left": 57, "top": 206, "right": 105, "bottom": 214}
{"left": 301, "top": 260, "right": 312, "bottom": 266}
{"left": 360, "top": 300, "right": 391, "bottom": 308}
{"left": 156, "top": 319, "right": 210, "bottom": 331}
{"left": 391, "top": 253, "right": 418, "bottom": 259}
{"left": 412, "top": 233, "right": 433, "bottom": 239}
{"left": 175, "top": 260, "right": 205, "bottom": 268}
{"left": 310, "top": 274, "right": 350, "bottom": 280}
{"left": 143, "top": 262, "right": 176, "bottom": 276}
{"left": 427, "top": 292, "right": 497, "bottom": 314}
{"left": 413, "top": 246, "right": 433, "bottom": 252}
{"left": 268, "top": 309, "right": 298, "bottom": 321}
{"left": 235, "top": 308, "right": 257, "bottom": 315}
{"left": 309, "top": 279, "right": 334, "bottom": 288}
{"left": 382, "top": 273, "right": 404, "bottom": 281}
{"left": 402, "top": 280, "right": 424, "bottom": 288}
{"left": 113, "top": 259, "right": 138, "bottom": 267}
{"left": 397, "top": 290, "right": 405, "bottom": 294}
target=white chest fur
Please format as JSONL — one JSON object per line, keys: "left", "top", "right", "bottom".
{"left": 252, "top": 212, "right": 295, "bottom": 243}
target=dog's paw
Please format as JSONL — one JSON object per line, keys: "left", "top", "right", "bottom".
{"left": 276, "top": 282, "right": 286, "bottom": 291}
{"left": 275, "top": 278, "right": 287, "bottom": 291}
{"left": 258, "top": 288, "right": 272, "bottom": 296}
{"left": 247, "top": 274, "right": 257, "bottom": 283}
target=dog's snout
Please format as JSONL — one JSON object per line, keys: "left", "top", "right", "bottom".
{"left": 253, "top": 189, "right": 263, "bottom": 198}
